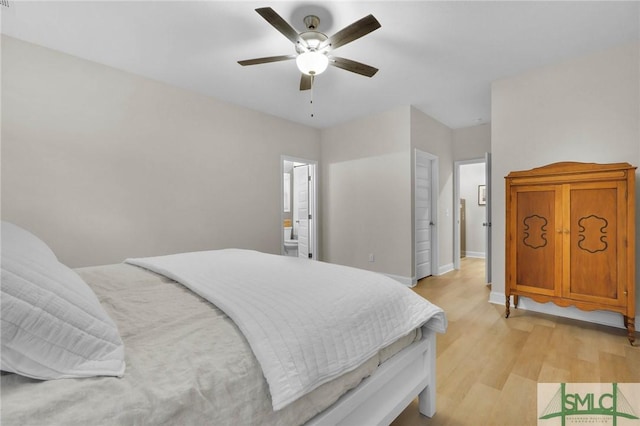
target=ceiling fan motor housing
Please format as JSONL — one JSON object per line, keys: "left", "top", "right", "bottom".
{"left": 296, "top": 31, "right": 329, "bottom": 54}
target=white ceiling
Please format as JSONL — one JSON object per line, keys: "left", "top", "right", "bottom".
{"left": 2, "top": 1, "right": 639, "bottom": 129}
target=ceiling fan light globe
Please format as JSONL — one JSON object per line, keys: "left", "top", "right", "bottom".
{"left": 296, "top": 52, "right": 329, "bottom": 76}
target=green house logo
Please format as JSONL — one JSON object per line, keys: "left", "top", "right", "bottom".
{"left": 539, "top": 383, "right": 639, "bottom": 425}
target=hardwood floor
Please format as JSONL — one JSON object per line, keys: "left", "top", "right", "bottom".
{"left": 392, "top": 257, "right": 640, "bottom": 426}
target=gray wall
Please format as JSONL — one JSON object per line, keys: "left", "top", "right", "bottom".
{"left": 320, "top": 106, "right": 412, "bottom": 278}
{"left": 453, "top": 123, "right": 491, "bottom": 162}
{"left": 1, "top": 36, "right": 321, "bottom": 267}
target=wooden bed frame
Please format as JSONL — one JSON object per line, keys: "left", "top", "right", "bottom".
{"left": 307, "top": 326, "right": 437, "bottom": 425}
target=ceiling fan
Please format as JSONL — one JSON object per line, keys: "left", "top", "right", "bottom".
{"left": 238, "top": 7, "right": 381, "bottom": 91}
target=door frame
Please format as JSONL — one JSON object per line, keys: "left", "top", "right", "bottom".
{"left": 414, "top": 149, "right": 439, "bottom": 282}
{"left": 281, "top": 155, "right": 318, "bottom": 259}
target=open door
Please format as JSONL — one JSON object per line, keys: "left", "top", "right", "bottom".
{"left": 484, "top": 152, "right": 492, "bottom": 283}
{"left": 294, "top": 165, "right": 311, "bottom": 259}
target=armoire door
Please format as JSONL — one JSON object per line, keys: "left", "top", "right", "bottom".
{"left": 564, "top": 181, "right": 627, "bottom": 307}
{"left": 508, "top": 185, "right": 562, "bottom": 297}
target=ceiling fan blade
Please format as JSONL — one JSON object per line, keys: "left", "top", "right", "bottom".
{"left": 300, "top": 74, "right": 313, "bottom": 91}
{"left": 329, "top": 57, "right": 378, "bottom": 77}
{"left": 238, "top": 55, "right": 296, "bottom": 66}
{"left": 321, "top": 14, "right": 381, "bottom": 51}
{"left": 255, "top": 7, "right": 305, "bottom": 47}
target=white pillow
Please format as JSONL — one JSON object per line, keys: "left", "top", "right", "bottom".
{"left": 1, "top": 221, "right": 58, "bottom": 262}
{"left": 1, "top": 221, "right": 125, "bottom": 379}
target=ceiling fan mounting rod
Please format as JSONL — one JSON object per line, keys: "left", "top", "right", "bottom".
{"left": 303, "top": 15, "right": 320, "bottom": 30}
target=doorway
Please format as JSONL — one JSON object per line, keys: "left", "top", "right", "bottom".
{"left": 414, "top": 149, "right": 438, "bottom": 281}
{"left": 281, "top": 156, "right": 318, "bottom": 260}
{"left": 454, "top": 156, "right": 491, "bottom": 283}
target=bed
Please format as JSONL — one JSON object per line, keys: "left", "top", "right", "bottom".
{"left": 1, "top": 221, "right": 447, "bottom": 425}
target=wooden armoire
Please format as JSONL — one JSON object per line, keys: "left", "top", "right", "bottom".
{"left": 504, "top": 162, "right": 636, "bottom": 344}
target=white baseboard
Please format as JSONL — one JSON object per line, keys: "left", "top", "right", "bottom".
{"left": 489, "top": 291, "right": 638, "bottom": 330}
{"left": 438, "top": 263, "right": 454, "bottom": 276}
{"left": 461, "top": 251, "right": 485, "bottom": 259}
{"left": 386, "top": 265, "right": 453, "bottom": 288}
{"left": 385, "top": 273, "right": 415, "bottom": 287}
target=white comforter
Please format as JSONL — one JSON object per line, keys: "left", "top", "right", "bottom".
{"left": 126, "top": 249, "right": 446, "bottom": 410}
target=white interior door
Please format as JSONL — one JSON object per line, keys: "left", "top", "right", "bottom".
{"left": 307, "top": 165, "right": 315, "bottom": 259}
{"left": 415, "top": 151, "right": 433, "bottom": 279}
{"left": 294, "top": 165, "right": 310, "bottom": 259}
{"left": 484, "top": 152, "right": 492, "bottom": 283}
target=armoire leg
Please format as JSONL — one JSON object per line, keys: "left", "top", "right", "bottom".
{"left": 627, "top": 317, "right": 635, "bottom": 346}
{"left": 505, "top": 295, "right": 510, "bottom": 318}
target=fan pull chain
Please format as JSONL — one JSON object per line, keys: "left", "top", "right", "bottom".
{"left": 310, "top": 89, "right": 314, "bottom": 118}
{"left": 309, "top": 75, "right": 316, "bottom": 118}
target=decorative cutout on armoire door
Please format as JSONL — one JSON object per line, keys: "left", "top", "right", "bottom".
{"left": 577, "top": 215, "right": 608, "bottom": 253}
{"left": 522, "top": 215, "right": 548, "bottom": 249}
